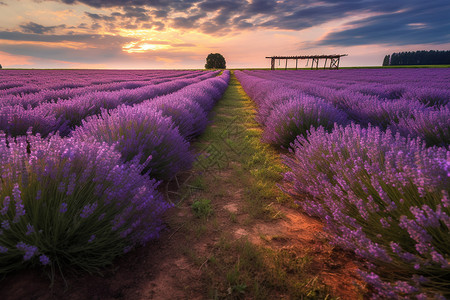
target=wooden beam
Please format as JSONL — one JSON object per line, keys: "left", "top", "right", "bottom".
{"left": 266, "top": 54, "right": 347, "bottom": 70}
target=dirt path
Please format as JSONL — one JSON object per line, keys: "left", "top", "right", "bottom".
{"left": 0, "top": 73, "right": 364, "bottom": 299}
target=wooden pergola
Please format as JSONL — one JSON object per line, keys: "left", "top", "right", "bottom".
{"left": 266, "top": 54, "right": 348, "bottom": 70}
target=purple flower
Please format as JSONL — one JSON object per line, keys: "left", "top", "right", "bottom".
{"left": 80, "top": 202, "right": 98, "bottom": 218}
{"left": 12, "top": 183, "right": 25, "bottom": 223}
{"left": 88, "top": 235, "right": 96, "bottom": 243}
{"left": 59, "top": 202, "right": 68, "bottom": 214}
{"left": 39, "top": 255, "right": 50, "bottom": 265}
{"left": 1, "top": 196, "right": 10, "bottom": 215}
{"left": 25, "top": 223, "right": 35, "bottom": 235}
{"left": 1, "top": 220, "right": 10, "bottom": 230}
{"left": 16, "top": 242, "right": 38, "bottom": 261}
{"left": 0, "top": 246, "right": 8, "bottom": 253}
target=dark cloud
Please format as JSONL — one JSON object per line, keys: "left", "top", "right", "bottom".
{"left": 16, "top": 0, "right": 450, "bottom": 46}
{"left": 153, "top": 21, "right": 165, "bottom": 31}
{"left": 0, "top": 1, "right": 7, "bottom": 5}
{"left": 247, "top": 0, "right": 277, "bottom": 14}
{"left": 318, "top": 1, "right": 450, "bottom": 46}
{"left": 19, "top": 22, "right": 66, "bottom": 34}
{"left": 154, "top": 10, "right": 168, "bottom": 18}
{"left": 57, "top": 0, "right": 201, "bottom": 9}
{"left": 85, "top": 12, "right": 116, "bottom": 22}
{"left": 122, "top": 6, "right": 151, "bottom": 22}
{"left": 172, "top": 12, "right": 206, "bottom": 29}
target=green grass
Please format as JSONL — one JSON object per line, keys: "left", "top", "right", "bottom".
{"left": 191, "top": 198, "right": 214, "bottom": 219}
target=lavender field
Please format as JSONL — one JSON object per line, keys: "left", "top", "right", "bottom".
{"left": 236, "top": 69, "right": 449, "bottom": 298}
{"left": 0, "top": 67, "right": 449, "bottom": 299}
{"left": 0, "top": 70, "right": 230, "bottom": 275}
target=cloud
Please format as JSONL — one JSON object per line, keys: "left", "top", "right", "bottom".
{"left": 38, "top": 0, "right": 406, "bottom": 37}
{"left": 0, "top": 30, "right": 136, "bottom": 45}
{"left": 12, "top": 0, "right": 450, "bottom": 47}
{"left": 172, "top": 12, "right": 206, "bottom": 29}
{"left": 318, "top": 1, "right": 450, "bottom": 46}
{"left": 19, "top": 22, "right": 66, "bottom": 34}
{"left": 0, "top": 43, "right": 124, "bottom": 63}
{"left": 85, "top": 12, "right": 116, "bottom": 22}
{"left": 57, "top": 0, "right": 201, "bottom": 9}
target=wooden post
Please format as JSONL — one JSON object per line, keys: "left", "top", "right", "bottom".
{"left": 270, "top": 58, "right": 275, "bottom": 70}
{"left": 324, "top": 58, "right": 327, "bottom": 69}
{"left": 295, "top": 59, "right": 298, "bottom": 70}
{"left": 285, "top": 58, "right": 288, "bottom": 70}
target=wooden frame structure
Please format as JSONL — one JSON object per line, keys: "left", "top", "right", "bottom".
{"left": 266, "top": 54, "right": 348, "bottom": 70}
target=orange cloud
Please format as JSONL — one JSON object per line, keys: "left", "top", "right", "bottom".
{"left": 0, "top": 51, "right": 35, "bottom": 67}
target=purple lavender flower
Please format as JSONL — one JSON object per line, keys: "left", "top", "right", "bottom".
{"left": 39, "top": 255, "right": 50, "bottom": 265}
{"left": 59, "top": 202, "right": 68, "bottom": 214}
{"left": 88, "top": 235, "right": 96, "bottom": 243}
{"left": 16, "top": 242, "right": 38, "bottom": 261}
{"left": 1, "top": 196, "right": 10, "bottom": 215}
{"left": 1, "top": 220, "right": 10, "bottom": 230}
{"left": 80, "top": 202, "right": 98, "bottom": 218}
{"left": 12, "top": 183, "right": 25, "bottom": 223}
{"left": 25, "top": 223, "right": 35, "bottom": 235}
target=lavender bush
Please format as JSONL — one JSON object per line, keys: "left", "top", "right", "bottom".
{"left": 283, "top": 124, "right": 449, "bottom": 298}
{"left": 0, "top": 131, "right": 169, "bottom": 275}
{"left": 146, "top": 96, "right": 208, "bottom": 139}
{"left": 72, "top": 105, "right": 194, "bottom": 180}
{"left": 262, "top": 96, "right": 348, "bottom": 148}
{"left": 391, "top": 106, "right": 450, "bottom": 147}
{"left": 401, "top": 88, "right": 450, "bottom": 107}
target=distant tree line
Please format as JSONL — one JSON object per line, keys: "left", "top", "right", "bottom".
{"left": 382, "top": 50, "right": 450, "bottom": 66}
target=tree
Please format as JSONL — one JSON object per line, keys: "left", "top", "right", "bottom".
{"left": 0, "top": 64, "right": 2, "bottom": 69}
{"left": 383, "top": 50, "right": 450, "bottom": 65}
{"left": 382, "top": 55, "right": 390, "bottom": 66}
{"left": 205, "top": 53, "right": 226, "bottom": 69}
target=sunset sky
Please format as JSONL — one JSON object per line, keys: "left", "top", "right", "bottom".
{"left": 0, "top": 0, "right": 449, "bottom": 69}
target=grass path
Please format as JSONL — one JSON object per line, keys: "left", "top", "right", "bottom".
{"left": 158, "top": 72, "right": 365, "bottom": 299}
{"left": 0, "top": 72, "right": 364, "bottom": 299}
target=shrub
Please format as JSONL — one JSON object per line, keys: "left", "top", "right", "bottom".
{"left": 0, "top": 131, "right": 169, "bottom": 275}
{"left": 283, "top": 124, "right": 449, "bottom": 298}
{"left": 401, "top": 88, "right": 450, "bottom": 107}
{"left": 262, "top": 97, "right": 348, "bottom": 148}
{"left": 72, "top": 104, "right": 194, "bottom": 180}
{"left": 391, "top": 106, "right": 450, "bottom": 147}
{"left": 147, "top": 97, "right": 199, "bottom": 139}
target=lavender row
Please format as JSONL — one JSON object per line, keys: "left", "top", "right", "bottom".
{"left": 0, "top": 71, "right": 219, "bottom": 137}
{"left": 236, "top": 69, "right": 450, "bottom": 298}
{"left": 0, "top": 131, "right": 170, "bottom": 275}
{"left": 283, "top": 125, "right": 449, "bottom": 299}
{"left": 235, "top": 70, "right": 449, "bottom": 147}
{"left": 0, "top": 70, "right": 230, "bottom": 277}
{"left": 243, "top": 69, "right": 450, "bottom": 106}
{"left": 245, "top": 68, "right": 450, "bottom": 92}
{"left": 72, "top": 70, "right": 230, "bottom": 180}
{"left": 0, "top": 70, "right": 217, "bottom": 108}
{"left": 0, "top": 69, "right": 202, "bottom": 96}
